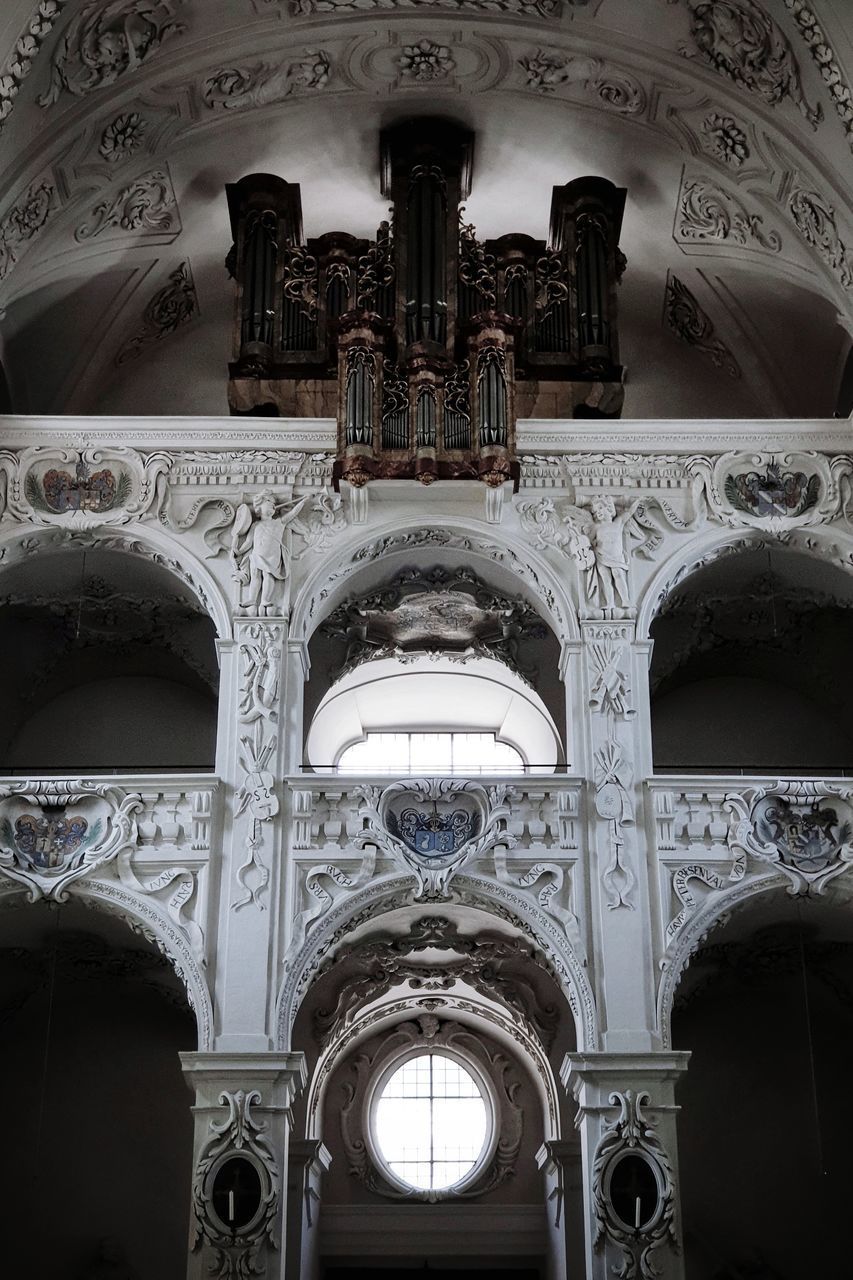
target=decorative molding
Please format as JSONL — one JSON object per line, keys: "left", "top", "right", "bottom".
{"left": 235, "top": 626, "right": 283, "bottom": 911}
{"left": 288, "top": 0, "right": 560, "bottom": 14}
{"left": 398, "top": 40, "right": 455, "bottom": 83}
{"left": 699, "top": 112, "right": 749, "bottom": 167}
{"left": 0, "top": 182, "right": 56, "bottom": 281}
{"left": 594, "top": 739, "right": 635, "bottom": 911}
{"left": 787, "top": 186, "right": 852, "bottom": 289}
{"left": 0, "top": 0, "right": 70, "bottom": 133}
{"left": 518, "top": 49, "right": 645, "bottom": 115}
{"left": 783, "top": 0, "right": 853, "bottom": 152}
{"left": 352, "top": 777, "right": 515, "bottom": 900}
{"left": 592, "top": 1090, "right": 678, "bottom": 1280}
{"left": 725, "top": 779, "right": 853, "bottom": 896}
{"left": 202, "top": 49, "right": 331, "bottom": 109}
{"left": 313, "top": 915, "right": 560, "bottom": 1050}
{"left": 75, "top": 168, "right": 177, "bottom": 241}
{"left": 99, "top": 111, "right": 148, "bottom": 162}
{"left": 0, "top": 780, "right": 141, "bottom": 901}
{"left": 685, "top": 449, "right": 849, "bottom": 529}
{"left": 3, "top": 444, "right": 170, "bottom": 526}
{"left": 664, "top": 272, "right": 741, "bottom": 380}
{"left": 115, "top": 261, "right": 198, "bottom": 365}
{"left": 320, "top": 564, "right": 546, "bottom": 683}
{"left": 517, "top": 494, "right": 665, "bottom": 616}
{"left": 192, "top": 1090, "right": 280, "bottom": 1275}
{"left": 675, "top": 0, "right": 822, "bottom": 129}
{"left": 339, "top": 1015, "right": 523, "bottom": 1202}
{"left": 39, "top": 0, "right": 187, "bottom": 107}
{"left": 676, "top": 175, "right": 781, "bottom": 252}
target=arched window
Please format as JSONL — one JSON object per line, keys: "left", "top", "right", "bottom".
{"left": 306, "top": 654, "right": 562, "bottom": 773}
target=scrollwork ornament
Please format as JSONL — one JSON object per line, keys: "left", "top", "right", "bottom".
{"left": 677, "top": 178, "right": 780, "bottom": 252}
{"left": 234, "top": 721, "right": 279, "bottom": 911}
{"left": 39, "top": 0, "right": 186, "bottom": 106}
{"left": 592, "top": 1090, "right": 678, "bottom": 1280}
{"left": 664, "top": 273, "right": 740, "bottom": 380}
{"left": 724, "top": 781, "right": 853, "bottom": 896}
{"left": 685, "top": 450, "right": 845, "bottom": 530}
{"left": 192, "top": 1089, "right": 279, "bottom": 1278}
{"left": 353, "top": 778, "right": 516, "bottom": 901}
{"left": 75, "top": 169, "right": 177, "bottom": 241}
{"left": 0, "top": 780, "right": 142, "bottom": 902}
{"left": 676, "top": 0, "right": 822, "bottom": 129}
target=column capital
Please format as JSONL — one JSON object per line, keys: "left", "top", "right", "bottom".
{"left": 181, "top": 1050, "right": 308, "bottom": 1109}
{"left": 561, "top": 1051, "right": 691, "bottom": 1095}
{"left": 289, "top": 1139, "right": 332, "bottom": 1177}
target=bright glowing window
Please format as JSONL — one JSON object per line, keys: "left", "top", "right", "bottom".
{"left": 337, "top": 731, "right": 524, "bottom": 774}
{"left": 373, "top": 1053, "right": 489, "bottom": 1191}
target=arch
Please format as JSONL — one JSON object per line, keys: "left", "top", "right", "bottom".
{"left": 636, "top": 523, "right": 853, "bottom": 641}
{"left": 0, "top": 878, "right": 214, "bottom": 1050}
{"left": 276, "top": 871, "right": 597, "bottom": 1053}
{"left": 289, "top": 513, "right": 578, "bottom": 648}
{"left": 0, "top": 519, "right": 233, "bottom": 641}
{"left": 656, "top": 869, "right": 791, "bottom": 1050}
{"left": 303, "top": 990, "right": 562, "bottom": 1146}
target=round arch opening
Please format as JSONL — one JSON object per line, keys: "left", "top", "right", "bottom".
{"left": 649, "top": 546, "right": 853, "bottom": 774}
{"left": 0, "top": 545, "right": 219, "bottom": 772}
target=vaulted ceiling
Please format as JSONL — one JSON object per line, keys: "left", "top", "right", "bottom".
{"left": 0, "top": 0, "right": 851, "bottom": 420}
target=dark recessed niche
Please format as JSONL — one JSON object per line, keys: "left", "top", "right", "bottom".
{"left": 211, "top": 1156, "right": 263, "bottom": 1233}
{"left": 608, "top": 1152, "right": 659, "bottom": 1231}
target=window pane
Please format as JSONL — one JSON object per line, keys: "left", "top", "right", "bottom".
{"left": 338, "top": 732, "right": 523, "bottom": 774}
{"left": 374, "top": 1053, "right": 488, "bottom": 1191}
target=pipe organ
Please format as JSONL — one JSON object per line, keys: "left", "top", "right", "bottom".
{"left": 226, "top": 120, "right": 627, "bottom": 489}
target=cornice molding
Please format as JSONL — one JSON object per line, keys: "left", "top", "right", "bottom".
{"left": 0, "top": 415, "right": 851, "bottom": 454}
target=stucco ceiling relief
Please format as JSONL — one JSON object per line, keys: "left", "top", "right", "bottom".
{"left": 787, "top": 184, "right": 853, "bottom": 291}
{"left": 664, "top": 271, "right": 741, "bottom": 380}
{"left": 0, "top": 0, "right": 69, "bottom": 134}
{"left": 674, "top": 171, "right": 782, "bottom": 253}
{"left": 114, "top": 259, "right": 198, "bottom": 366}
{"left": 74, "top": 165, "right": 179, "bottom": 242}
{"left": 202, "top": 47, "right": 332, "bottom": 109}
{"left": 672, "top": 0, "right": 822, "bottom": 128}
{"left": 783, "top": 0, "right": 853, "bottom": 152}
{"left": 0, "top": 179, "right": 57, "bottom": 282}
{"left": 517, "top": 47, "right": 647, "bottom": 114}
{"left": 38, "top": 0, "right": 188, "bottom": 107}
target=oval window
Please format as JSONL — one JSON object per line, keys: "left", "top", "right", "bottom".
{"left": 608, "top": 1152, "right": 660, "bottom": 1231}
{"left": 373, "top": 1052, "right": 490, "bottom": 1192}
{"left": 211, "top": 1156, "right": 263, "bottom": 1233}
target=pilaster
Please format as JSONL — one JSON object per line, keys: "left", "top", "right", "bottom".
{"left": 181, "top": 1051, "right": 307, "bottom": 1280}
{"left": 285, "top": 1139, "right": 332, "bottom": 1280}
{"left": 536, "top": 1137, "right": 585, "bottom": 1280}
{"left": 214, "top": 619, "right": 289, "bottom": 1050}
{"left": 562, "top": 1052, "right": 690, "bottom": 1280}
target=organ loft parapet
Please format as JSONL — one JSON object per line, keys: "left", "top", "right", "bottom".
{"left": 225, "top": 119, "right": 628, "bottom": 488}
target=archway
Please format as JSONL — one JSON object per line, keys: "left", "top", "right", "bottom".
{"left": 0, "top": 541, "right": 220, "bottom": 771}
{"left": 672, "top": 886, "right": 853, "bottom": 1278}
{"left": 647, "top": 544, "right": 853, "bottom": 773}
{"left": 0, "top": 896, "right": 196, "bottom": 1278}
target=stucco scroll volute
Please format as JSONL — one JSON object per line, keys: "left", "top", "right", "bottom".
{"left": 0, "top": 779, "right": 141, "bottom": 901}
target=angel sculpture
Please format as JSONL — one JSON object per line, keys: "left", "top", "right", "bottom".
{"left": 231, "top": 489, "right": 308, "bottom": 616}
{"left": 520, "top": 493, "right": 660, "bottom": 611}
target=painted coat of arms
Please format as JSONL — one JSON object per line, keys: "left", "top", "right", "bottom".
{"left": 26, "top": 458, "right": 130, "bottom": 514}
{"left": 724, "top": 463, "right": 819, "bottom": 519}
{"left": 0, "top": 783, "right": 140, "bottom": 901}
{"left": 754, "top": 797, "right": 850, "bottom": 875}
{"left": 11, "top": 812, "right": 91, "bottom": 871}
{"left": 394, "top": 806, "right": 478, "bottom": 856}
